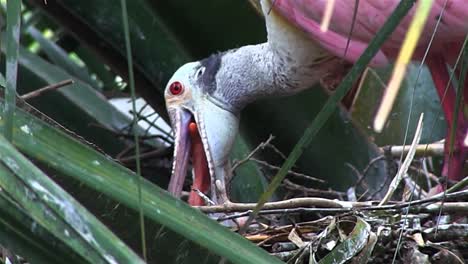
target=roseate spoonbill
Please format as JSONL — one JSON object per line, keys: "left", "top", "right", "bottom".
{"left": 164, "top": 0, "right": 468, "bottom": 205}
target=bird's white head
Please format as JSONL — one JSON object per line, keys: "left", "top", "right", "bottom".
{"left": 164, "top": 56, "right": 240, "bottom": 204}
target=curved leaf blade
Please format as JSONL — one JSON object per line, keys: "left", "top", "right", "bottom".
{"left": 0, "top": 100, "right": 283, "bottom": 264}
{"left": 0, "top": 135, "right": 145, "bottom": 264}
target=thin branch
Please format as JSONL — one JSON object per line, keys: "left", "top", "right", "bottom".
{"left": 361, "top": 156, "right": 386, "bottom": 185}
{"left": 231, "top": 135, "right": 275, "bottom": 173}
{"left": 265, "top": 143, "right": 288, "bottom": 161}
{"left": 198, "top": 197, "right": 352, "bottom": 213}
{"left": 132, "top": 111, "right": 174, "bottom": 140}
{"left": 20, "top": 79, "right": 74, "bottom": 100}
{"left": 281, "top": 178, "right": 344, "bottom": 199}
{"left": 191, "top": 188, "right": 215, "bottom": 206}
{"left": 217, "top": 202, "right": 468, "bottom": 222}
{"left": 409, "top": 165, "right": 439, "bottom": 183}
{"left": 252, "top": 158, "right": 325, "bottom": 184}
{"left": 197, "top": 189, "right": 468, "bottom": 214}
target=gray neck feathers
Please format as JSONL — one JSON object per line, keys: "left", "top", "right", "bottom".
{"left": 211, "top": 43, "right": 340, "bottom": 113}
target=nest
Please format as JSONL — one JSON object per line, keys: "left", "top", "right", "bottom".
{"left": 196, "top": 132, "right": 468, "bottom": 263}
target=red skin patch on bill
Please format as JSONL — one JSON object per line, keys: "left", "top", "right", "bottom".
{"left": 188, "top": 122, "right": 210, "bottom": 205}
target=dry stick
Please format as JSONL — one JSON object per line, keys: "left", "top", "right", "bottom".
{"left": 197, "top": 197, "right": 353, "bottom": 213}
{"left": 252, "top": 158, "right": 325, "bottom": 184}
{"left": 192, "top": 189, "right": 215, "bottom": 206}
{"left": 379, "top": 113, "right": 424, "bottom": 206}
{"left": 409, "top": 165, "right": 439, "bottom": 183}
{"left": 403, "top": 176, "right": 428, "bottom": 199}
{"left": 280, "top": 179, "right": 344, "bottom": 199}
{"left": 381, "top": 142, "right": 444, "bottom": 157}
{"left": 218, "top": 202, "right": 468, "bottom": 221}
{"left": 20, "top": 79, "right": 74, "bottom": 100}
{"left": 133, "top": 112, "right": 174, "bottom": 140}
{"left": 266, "top": 143, "right": 288, "bottom": 161}
{"left": 209, "top": 189, "right": 468, "bottom": 220}
{"left": 358, "top": 156, "right": 387, "bottom": 188}
{"left": 231, "top": 134, "right": 275, "bottom": 173}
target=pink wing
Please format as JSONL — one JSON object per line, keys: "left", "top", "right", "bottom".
{"left": 273, "top": 0, "right": 468, "bottom": 67}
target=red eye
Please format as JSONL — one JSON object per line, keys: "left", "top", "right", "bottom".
{"left": 169, "top": 81, "right": 184, "bottom": 95}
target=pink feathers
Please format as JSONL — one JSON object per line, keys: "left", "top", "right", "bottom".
{"left": 273, "top": 0, "right": 467, "bottom": 66}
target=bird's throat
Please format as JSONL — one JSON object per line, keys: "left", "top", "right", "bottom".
{"left": 188, "top": 122, "right": 210, "bottom": 205}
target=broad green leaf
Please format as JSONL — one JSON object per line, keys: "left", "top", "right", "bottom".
{"left": 3, "top": 0, "right": 21, "bottom": 140}
{"left": 5, "top": 43, "right": 163, "bottom": 154}
{"left": 29, "top": 0, "right": 190, "bottom": 94}
{"left": 26, "top": 26, "right": 100, "bottom": 90}
{"left": 0, "top": 135, "right": 144, "bottom": 264}
{"left": 0, "top": 187, "right": 87, "bottom": 264}
{"left": 317, "top": 217, "right": 371, "bottom": 264}
{"left": 0, "top": 100, "right": 283, "bottom": 264}
{"left": 352, "top": 64, "right": 446, "bottom": 145}
{"left": 17, "top": 45, "right": 140, "bottom": 133}
{"left": 74, "top": 46, "right": 116, "bottom": 91}
{"left": 230, "top": 134, "right": 268, "bottom": 203}
{"left": 374, "top": 0, "right": 434, "bottom": 131}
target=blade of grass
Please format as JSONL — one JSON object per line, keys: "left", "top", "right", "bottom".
{"left": 448, "top": 35, "right": 468, "bottom": 172}
{"left": 240, "top": 0, "right": 417, "bottom": 233}
{"left": 120, "top": 0, "right": 146, "bottom": 261}
{"left": 0, "top": 135, "right": 145, "bottom": 264}
{"left": 3, "top": 0, "right": 21, "bottom": 140}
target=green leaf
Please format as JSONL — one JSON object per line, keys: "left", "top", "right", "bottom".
{"left": 9, "top": 43, "right": 163, "bottom": 153}
{"left": 0, "top": 72, "right": 5, "bottom": 88}
{"left": 3, "top": 0, "right": 21, "bottom": 140}
{"left": 351, "top": 65, "right": 446, "bottom": 145}
{"left": 318, "top": 217, "right": 371, "bottom": 264}
{"left": 0, "top": 135, "right": 144, "bottom": 264}
{"left": 230, "top": 134, "right": 268, "bottom": 203}
{"left": 0, "top": 190, "right": 86, "bottom": 264}
{"left": 26, "top": 26, "right": 100, "bottom": 90}
{"left": 0, "top": 100, "right": 283, "bottom": 264}
{"left": 17, "top": 45, "right": 137, "bottom": 133}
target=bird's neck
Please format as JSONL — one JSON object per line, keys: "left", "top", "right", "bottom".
{"left": 212, "top": 0, "right": 345, "bottom": 113}
{"left": 212, "top": 42, "right": 341, "bottom": 113}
